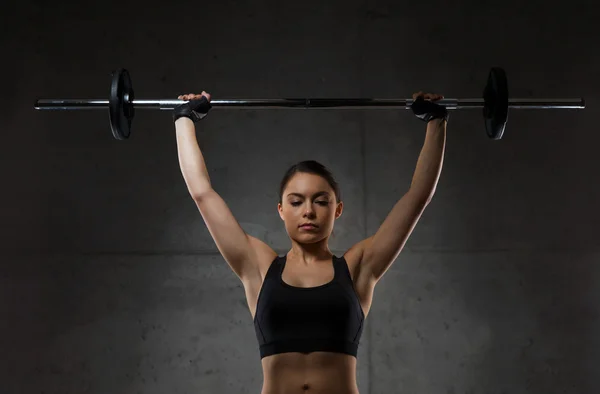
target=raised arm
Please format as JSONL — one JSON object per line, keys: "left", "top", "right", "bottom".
{"left": 353, "top": 92, "right": 448, "bottom": 284}
{"left": 174, "top": 96, "right": 275, "bottom": 283}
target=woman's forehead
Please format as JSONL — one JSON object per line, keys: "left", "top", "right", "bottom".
{"left": 288, "top": 172, "right": 327, "bottom": 185}
{"left": 286, "top": 175, "right": 330, "bottom": 192}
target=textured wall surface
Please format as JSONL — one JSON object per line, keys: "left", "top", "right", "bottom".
{"left": 2, "top": 0, "right": 598, "bottom": 393}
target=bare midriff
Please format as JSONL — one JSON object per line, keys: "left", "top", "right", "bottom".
{"left": 260, "top": 351, "right": 360, "bottom": 394}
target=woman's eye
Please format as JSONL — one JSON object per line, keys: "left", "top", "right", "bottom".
{"left": 290, "top": 201, "right": 328, "bottom": 206}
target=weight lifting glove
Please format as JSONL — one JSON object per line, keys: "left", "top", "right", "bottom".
{"left": 173, "top": 97, "right": 212, "bottom": 123}
{"left": 411, "top": 97, "right": 449, "bottom": 123}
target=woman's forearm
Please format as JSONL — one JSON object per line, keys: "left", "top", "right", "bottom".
{"left": 409, "top": 119, "right": 447, "bottom": 200}
{"left": 175, "top": 117, "right": 212, "bottom": 198}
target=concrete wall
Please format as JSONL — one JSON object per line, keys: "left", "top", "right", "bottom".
{"left": 2, "top": 0, "right": 598, "bottom": 393}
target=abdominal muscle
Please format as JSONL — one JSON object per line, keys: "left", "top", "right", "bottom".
{"left": 260, "top": 351, "right": 360, "bottom": 394}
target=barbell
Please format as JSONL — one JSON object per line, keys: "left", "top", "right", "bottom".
{"left": 34, "top": 67, "right": 585, "bottom": 141}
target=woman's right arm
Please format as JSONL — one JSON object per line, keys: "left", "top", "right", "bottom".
{"left": 174, "top": 116, "right": 276, "bottom": 283}
{"left": 175, "top": 117, "right": 212, "bottom": 197}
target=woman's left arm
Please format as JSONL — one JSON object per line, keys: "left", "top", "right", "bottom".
{"left": 356, "top": 118, "right": 447, "bottom": 283}
{"left": 409, "top": 118, "right": 447, "bottom": 200}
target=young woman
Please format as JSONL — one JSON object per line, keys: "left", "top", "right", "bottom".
{"left": 173, "top": 90, "right": 447, "bottom": 394}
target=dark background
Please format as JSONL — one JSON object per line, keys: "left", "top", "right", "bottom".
{"left": 2, "top": 0, "right": 598, "bottom": 393}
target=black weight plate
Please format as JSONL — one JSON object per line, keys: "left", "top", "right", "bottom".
{"left": 109, "top": 69, "right": 135, "bottom": 140}
{"left": 483, "top": 67, "right": 509, "bottom": 140}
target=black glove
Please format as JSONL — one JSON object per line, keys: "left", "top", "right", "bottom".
{"left": 411, "top": 96, "right": 449, "bottom": 123}
{"left": 173, "top": 96, "right": 212, "bottom": 123}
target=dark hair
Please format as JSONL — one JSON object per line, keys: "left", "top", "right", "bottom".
{"left": 279, "top": 160, "right": 341, "bottom": 205}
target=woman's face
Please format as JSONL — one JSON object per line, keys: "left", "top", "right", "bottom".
{"left": 278, "top": 173, "right": 343, "bottom": 243}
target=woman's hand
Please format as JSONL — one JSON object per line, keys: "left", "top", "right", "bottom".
{"left": 411, "top": 92, "right": 448, "bottom": 123}
{"left": 178, "top": 91, "right": 212, "bottom": 102}
{"left": 412, "top": 91, "right": 444, "bottom": 101}
{"left": 173, "top": 91, "right": 213, "bottom": 123}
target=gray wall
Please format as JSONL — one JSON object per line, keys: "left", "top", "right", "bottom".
{"left": 2, "top": 0, "right": 598, "bottom": 393}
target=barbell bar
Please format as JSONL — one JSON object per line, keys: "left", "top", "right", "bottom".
{"left": 33, "top": 67, "right": 585, "bottom": 141}
{"left": 34, "top": 98, "right": 585, "bottom": 110}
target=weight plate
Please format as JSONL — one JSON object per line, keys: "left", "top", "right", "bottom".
{"left": 109, "top": 69, "right": 135, "bottom": 140}
{"left": 483, "top": 67, "right": 509, "bottom": 140}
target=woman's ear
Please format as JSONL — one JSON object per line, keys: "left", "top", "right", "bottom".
{"left": 335, "top": 201, "right": 343, "bottom": 219}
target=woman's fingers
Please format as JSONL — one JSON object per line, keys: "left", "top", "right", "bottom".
{"left": 412, "top": 92, "right": 444, "bottom": 101}
{"left": 178, "top": 92, "right": 211, "bottom": 101}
